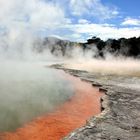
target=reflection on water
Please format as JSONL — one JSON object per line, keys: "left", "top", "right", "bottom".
{"left": 0, "top": 61, "right": 74, "bottom": 132}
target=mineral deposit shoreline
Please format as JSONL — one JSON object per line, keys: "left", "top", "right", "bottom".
{"left": 51, "top": 64, "right": 140, "bottom": 140}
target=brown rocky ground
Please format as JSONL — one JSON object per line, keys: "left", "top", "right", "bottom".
{"left": 51, "top": 64, "right": 140, "bottom": 140}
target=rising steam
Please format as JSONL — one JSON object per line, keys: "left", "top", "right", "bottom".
{"left": 0, "top": 0, "right": 73, "bottom": 132}
{"left": 64, "top": 56, "right": 140, "bottom": 77}
{"left": 0, "top": 61, "right": 74, "bottom": 131}
{"left": 0, "top": 0, "right": 140, "bottom": 134}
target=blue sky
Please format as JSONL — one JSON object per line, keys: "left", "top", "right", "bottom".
{"left": 0, "top": 0, "right": 140, "bottom": 42}
{"left": 104, "top": 0, "right": 140, "bottom": 17}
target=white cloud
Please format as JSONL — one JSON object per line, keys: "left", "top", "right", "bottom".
{"left": 29, "top": 1, "right": 70, "bottom": 29}
{"left": 70, "top": 0, "right": 119, "bottom": 20}
{"left": 122, "top": 17, "right": 140, "bottom": 26}
{"left": 70, "top": 33, "right": 82, "bottom": 39}
{"left": 0, "top": 0, "right": 139, "bottom": 43}
{"left": 78, "top": 19, "right": 90, "bottom": 24}
{"left": 63, "top": 23, "right": 140, "bottom": 41}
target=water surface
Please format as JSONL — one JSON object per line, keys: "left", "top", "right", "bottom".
{"left": 0, "top": 61, "right": 74, "bottom": 131}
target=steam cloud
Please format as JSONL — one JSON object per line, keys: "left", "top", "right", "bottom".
{"left": 0, "top": 0, "right": 72, "bottom": 132}
{"left": 0, "top": 0, "right": 140, "bottom": 133}
{"left": 0, "top": 62, "right": 74, "bottom": 131}
{"left": 64, "top": 57, "right": 140, "bottom": 77}
{"left": 0, "top": 0, "right": 68, "bottom": 60}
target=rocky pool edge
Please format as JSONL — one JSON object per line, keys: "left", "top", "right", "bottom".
{"left": 50, "top": 64, "right": 140, "bottom": 140}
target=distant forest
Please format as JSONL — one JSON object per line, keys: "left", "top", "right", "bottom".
{"left": 34, "top": 36, "right": 140, "bottom": 58}
{"left": 84, "top": 36, "right": 140, "bottom": 58}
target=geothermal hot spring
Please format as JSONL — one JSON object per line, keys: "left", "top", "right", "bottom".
{"left": 0, "top": 61, "right": 103, "bottom": 140}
